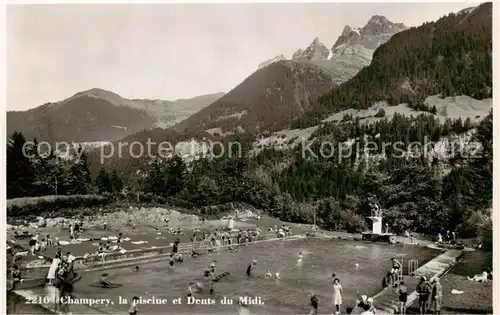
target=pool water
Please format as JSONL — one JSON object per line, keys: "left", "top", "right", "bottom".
{"left": 71, "top": 238, "right": 439, "bottom": 314}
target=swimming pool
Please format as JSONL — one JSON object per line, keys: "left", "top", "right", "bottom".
{"left": 71, "top": 238, "right": 440, "bottom": 314}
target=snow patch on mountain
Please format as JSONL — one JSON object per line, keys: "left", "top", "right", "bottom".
{"left": 258, "top": 55, "right": 287, "bottom": 69}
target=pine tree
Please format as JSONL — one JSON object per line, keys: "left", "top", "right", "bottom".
{"left": 7, "top": 132, "right": 36, "bottom": 198}
{"left": 95, "top": 167, "right": 113, "bottom": 194}
{"left": 67, "top": 145, "right": 92, "bottom": 194}
{"left": 110, "top": 170, "right": 124, "bottom": 193}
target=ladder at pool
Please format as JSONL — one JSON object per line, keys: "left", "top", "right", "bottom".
{"left": 408, "top": 259, "right": 419, "bottom": 276}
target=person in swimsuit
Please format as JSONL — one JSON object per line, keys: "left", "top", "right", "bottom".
{"left": 308, "top": 292, "right": 319, "bottom": 315}
{"left": 210, "top": 260, "right": 216, "bottom": 274}
{"left": 297, "top": 252, "right": 304, "bottom": 267}
{"left": 246, "top": 260, "right": 257, "bottom": 277}
{"left": 391, "top": 258, "right": 402, "bottom": 272}
{"left": 74, "top": 221, "right": 80, "bottom": 235}
{"left": 99, "top": 273, "right": 112, "bottom": 287}
{"left": 173, "top": 239, "right": 180, "bottom": 254}
{"left": 397, "top": 281, "right": 408, "bottom": 314}
{"left": 431, "top": 278, "right": 443, "bottom": 315}
{"left": 265, "top": 269, "right": 272, "bottom": 278}
{"left": 390, "top": 258, "right": 402, "bottom": 285}
{"left": 46, "top": 235, "right": 53, "bottom": 247}
{"left": 187, "top": 282, "right": 202, "bottom": 297}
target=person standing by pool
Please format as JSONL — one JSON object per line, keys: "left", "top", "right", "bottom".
{"left": 404, "top": 230, "right": 410, "bottom": 244}
{"left": 74, "top": 220, "right": 80, "bottom": 236}
{"left": 416, "top": 276, "right": 431, "bottom": 315}
{"left": 437, "top": 233, "right": 443, "bottom": 244}
{"left": 236, "top": 231, "right": 242, "bottom": 246}
{"left": 390, "top": 258, "right": 402, "bottom": 285}
{"left": 173, "top": 238, "right": 180, "bottom": 254}
{"left": 332, "top": 277, "right": 343, "bottom": 315}
{"left": 397, "top": 280, "right": 408, "bottom": 314}
{"left": 431, "top": 278, "right": 443, "bottom": 315}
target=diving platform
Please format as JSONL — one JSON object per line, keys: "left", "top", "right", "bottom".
{"left": 362, "top": 206, "right": 395, "bottom": 243}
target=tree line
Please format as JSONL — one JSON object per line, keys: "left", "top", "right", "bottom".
{"left": 6, "top": 132, "right": 123, "bottom": 199}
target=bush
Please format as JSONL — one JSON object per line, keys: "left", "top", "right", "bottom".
{"left": 375, "top": 108, "right": 386, "bottom": 118}
{"left": 7, "top": 194, "right": 114, "bottom": 218}
{"left": 342, "top": 113, "right": 353, "bottom": 122}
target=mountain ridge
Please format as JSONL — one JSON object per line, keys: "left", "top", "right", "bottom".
{"left": 7, "top": 89, "right": 225, "bottom": 143}
{"left": 171, "top": 60, "right": 337, "bottom": 135}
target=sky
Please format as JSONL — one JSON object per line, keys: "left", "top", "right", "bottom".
{"left": 7, "top": 2, "right": 479, "bottom": 111}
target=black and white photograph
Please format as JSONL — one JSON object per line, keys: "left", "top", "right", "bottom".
{"left": 3, "top": 1, "right": 494, "bottom": 314}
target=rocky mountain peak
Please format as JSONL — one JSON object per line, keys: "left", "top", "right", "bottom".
{"left": 332, "top": 15, "right": 406, "bottom": 51}
{"left": 362, "top": 15, "right": 407, "bottom": 36}
{"left": 292, "top": 37, "right": 330, "bottom": 61}
{"left": 292, "top": 48, "right": 304, "bottom": 59}
{"left": 367, "top": 15, "right": 390, "bottom": 25}
{"left": 341, "top": 25, "right": 353, "bottom": 37}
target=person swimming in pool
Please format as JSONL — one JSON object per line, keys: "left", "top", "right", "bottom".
{"left": 308, "top": 292, "right": 320, "bottom": 315}
{"left": 169, "top": 255, "right": 175, "bottom": 268}
{"left": 208, "top": 272, "right": 215, "bottom": 295}
{"left": 187, "top": 282, "right": 202, "bottom": 296}
{"left": 246, "top": 260, "right": 257, "bottom": 277}
{"left": 274, "top": 272, "right": 280, "bottom": 280}
{"left": 99, "top": 273, "right": 112, "bottom": 287}
{"left": 297, "top": 252, "right": 304, "bottom": 267}
{"left": 265, "top": 269, "right": 272, "bottom": 278}
{"left": 210, "top": 260, "right": 217, "bottom": 274}
{"left": 133, "top": 266, "right": 139, "bottom": 272}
